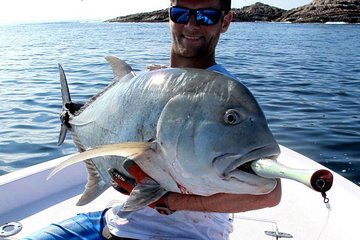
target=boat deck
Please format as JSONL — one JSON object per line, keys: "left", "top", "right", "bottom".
{"left": 1, "top": 146, "right": 359, "bottom": 239}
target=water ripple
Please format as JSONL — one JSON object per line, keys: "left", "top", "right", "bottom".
{"left": 0, "top": 22, "right": 359, "bottom": 186}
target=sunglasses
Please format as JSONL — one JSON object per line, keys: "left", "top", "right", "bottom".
{"left": 169, "top": 6, "right": 225, "bottom": 26}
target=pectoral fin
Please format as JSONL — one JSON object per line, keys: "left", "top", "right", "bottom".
{"left": 121, "top": 177, "right": 167, "bottom": 212}
{"left": 48, "top": 142, "right": 157, "bottom": 180}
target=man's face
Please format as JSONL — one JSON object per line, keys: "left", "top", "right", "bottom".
{"left": 170, "top": 0, "right": 231, "bottom": 59}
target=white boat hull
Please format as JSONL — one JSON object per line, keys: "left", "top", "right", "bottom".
{"left": 1, "top": 146, "right": 359, "bottom": 239}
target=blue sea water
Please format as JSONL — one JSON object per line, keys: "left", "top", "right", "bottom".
{"left": 0, "top": 21, "right": 359, "bottom": 186}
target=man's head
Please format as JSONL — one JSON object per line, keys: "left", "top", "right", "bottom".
{"left": 170, "top": 0, "right": 231, "bottom": 13}
{"left": 169, "top": 0, "right": 233, "bottom": 68}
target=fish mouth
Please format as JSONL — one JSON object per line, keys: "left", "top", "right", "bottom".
{"left": 213, "top": 145, "right": 280, "bottom": 180}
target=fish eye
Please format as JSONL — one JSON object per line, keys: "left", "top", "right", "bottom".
{"left": 224, "top": 109, "right": 242, "bottom": 125}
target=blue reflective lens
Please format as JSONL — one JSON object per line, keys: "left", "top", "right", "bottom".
{"left": 170, "top": 7, "right": 190, "bottom": 23}
{"left": 170, "top": 7, "right": 223, "bottom": 26}
{"left": 195, "top": 9, "right": 221, "bottom": 25}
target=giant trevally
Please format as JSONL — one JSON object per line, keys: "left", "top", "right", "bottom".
{"left": 50, "top": 56, "right": 281, "bottom": 211}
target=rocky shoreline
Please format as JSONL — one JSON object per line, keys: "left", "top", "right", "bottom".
{"left": 106, "top": 1, "right": 360, "bottom": 24}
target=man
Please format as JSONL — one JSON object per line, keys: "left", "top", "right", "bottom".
{"left": 141, "top": 0, "right": 281, "bottom": 214}
{"left": 105, "top": 1, "right": 281, "bottom": 239}
{"left": 25, "top": 0, "right": 281, "bottom": 239}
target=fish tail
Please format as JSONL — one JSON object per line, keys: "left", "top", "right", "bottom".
{"left": 57, "top": 64, "right": 83, "bottom": 145}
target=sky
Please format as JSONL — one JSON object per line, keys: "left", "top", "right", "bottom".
{"left": 0, "top": 0, "right": 312, "bottom": 24}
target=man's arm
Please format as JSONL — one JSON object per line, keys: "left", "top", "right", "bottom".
{"left": 112, "top": 161, "right": 281, "bottom": 214}
{"left": 166, "top": 179, "right": 281, "bottom": 213}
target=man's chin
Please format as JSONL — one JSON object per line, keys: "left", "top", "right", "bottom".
{"left": 177, "top": 47, "right": 205, "bottom": 59}
{"left": 183, "top": 40, "right": 205, "bottom": 50}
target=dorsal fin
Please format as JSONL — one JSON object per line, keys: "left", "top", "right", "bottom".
{"left": 105, "top": 56, "right": 134, "bottom": 80}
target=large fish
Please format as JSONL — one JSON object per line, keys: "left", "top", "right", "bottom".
{"left": 51, "top": 56, "right": 281, "bottom": 211}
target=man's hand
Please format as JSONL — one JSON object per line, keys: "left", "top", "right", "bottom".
{"left": 108, "top": 161, "right": 174, "bottom": 215}
{"left": 107, "top": 168, "right": 135, "bottom": 195}
{"left": 147, "top": 64, "right": 168, "bottom": 71}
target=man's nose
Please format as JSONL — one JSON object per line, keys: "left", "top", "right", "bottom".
{"left": 185, "top": 15, "right": 200, "bottom": 28}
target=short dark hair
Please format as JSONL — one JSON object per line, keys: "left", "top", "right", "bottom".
{"left": 222, "top": 0, "right": 231, "bottom": 13}
{"left": 170, "top": 0, "right": 231, "bottom": 13}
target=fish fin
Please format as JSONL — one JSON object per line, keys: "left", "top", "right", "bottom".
{"left": 48, "top": 142, "right": 156, "bottom": 179}
{"left": 57, "top": 63, "right": 71, "bottom": 145}
{"left": 105, "top": 56, "right": 135, "bottom": 80}
{"left": 121, "top": 177, "right": 167, "bottom": 212}
{"left": 76, "top": 159, "right": 110, "bottom": 206}
{"left": 57, "top": 124, "right": 68, "bottom": 146}
{"left": 58, "top": 63, "right": 71, "bottom": 103}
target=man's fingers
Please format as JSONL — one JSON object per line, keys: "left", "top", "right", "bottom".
{"left": 147, "top": 64, "right": 168, "bottom": 71}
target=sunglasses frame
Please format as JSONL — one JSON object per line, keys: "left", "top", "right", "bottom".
{"left": 169, "top": 6, "right": 225, "bottom": 26}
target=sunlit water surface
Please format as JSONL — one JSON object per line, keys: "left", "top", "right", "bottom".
{"left": 0, "top": 22, "right": 359, "bottom": 186}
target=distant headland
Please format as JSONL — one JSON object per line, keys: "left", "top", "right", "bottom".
{"left": 106, "top": 0, "right": 360, "bottom": 24}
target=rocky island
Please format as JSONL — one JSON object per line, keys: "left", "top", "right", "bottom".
{"left": 231, "top": 2, "right": 285, "bottom": 22}
{"left": 107, "top": 9, "right": 169, "bottom": 23}
{"left": 106, "top": 1, "right": 360, "bottom": 24}
{"left": 106, "top": 3, "right": 285, "bottom": 23}
{"left": 278, "top": 0, "right": 360, "bottom": 23}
